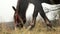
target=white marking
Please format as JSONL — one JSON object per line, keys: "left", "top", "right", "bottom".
{"left": 42, "top": 3, "right": 60, "bottom": 20}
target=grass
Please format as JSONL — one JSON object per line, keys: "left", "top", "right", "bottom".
{"left": 0, "top": 19, "right": 60, "bottom": 34}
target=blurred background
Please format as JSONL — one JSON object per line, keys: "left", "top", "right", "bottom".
{"left": 0, "top": 0, "right": 60, "bottom": 34}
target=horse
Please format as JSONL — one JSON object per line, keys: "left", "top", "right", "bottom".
{"left": 12, "top": 0, "right": 60, "bottom": 30}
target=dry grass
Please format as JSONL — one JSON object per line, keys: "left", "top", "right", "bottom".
{"left": 0, "top": 20, "right": 60, "bottom": 34}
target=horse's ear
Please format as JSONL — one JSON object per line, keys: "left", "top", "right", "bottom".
{"left": 12, "top": 6, "right": 16, "bottom": 11}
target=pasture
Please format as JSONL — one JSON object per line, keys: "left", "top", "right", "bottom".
{"left": 0, "top": 0, "right": 60, "bottom": 34}
{"left": 0, "top": 19, "right": 60, "bottom": 34}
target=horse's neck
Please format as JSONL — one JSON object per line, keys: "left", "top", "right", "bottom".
{"left": 50, "top": 0, "right": 60, "bottom": 4}
{"left": 49, "top": 0, "right": 55, "bottom": 4}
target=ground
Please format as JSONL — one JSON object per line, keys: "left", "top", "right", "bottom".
{"left": 0, "top": 20, "right": 60, "bottom": 34}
